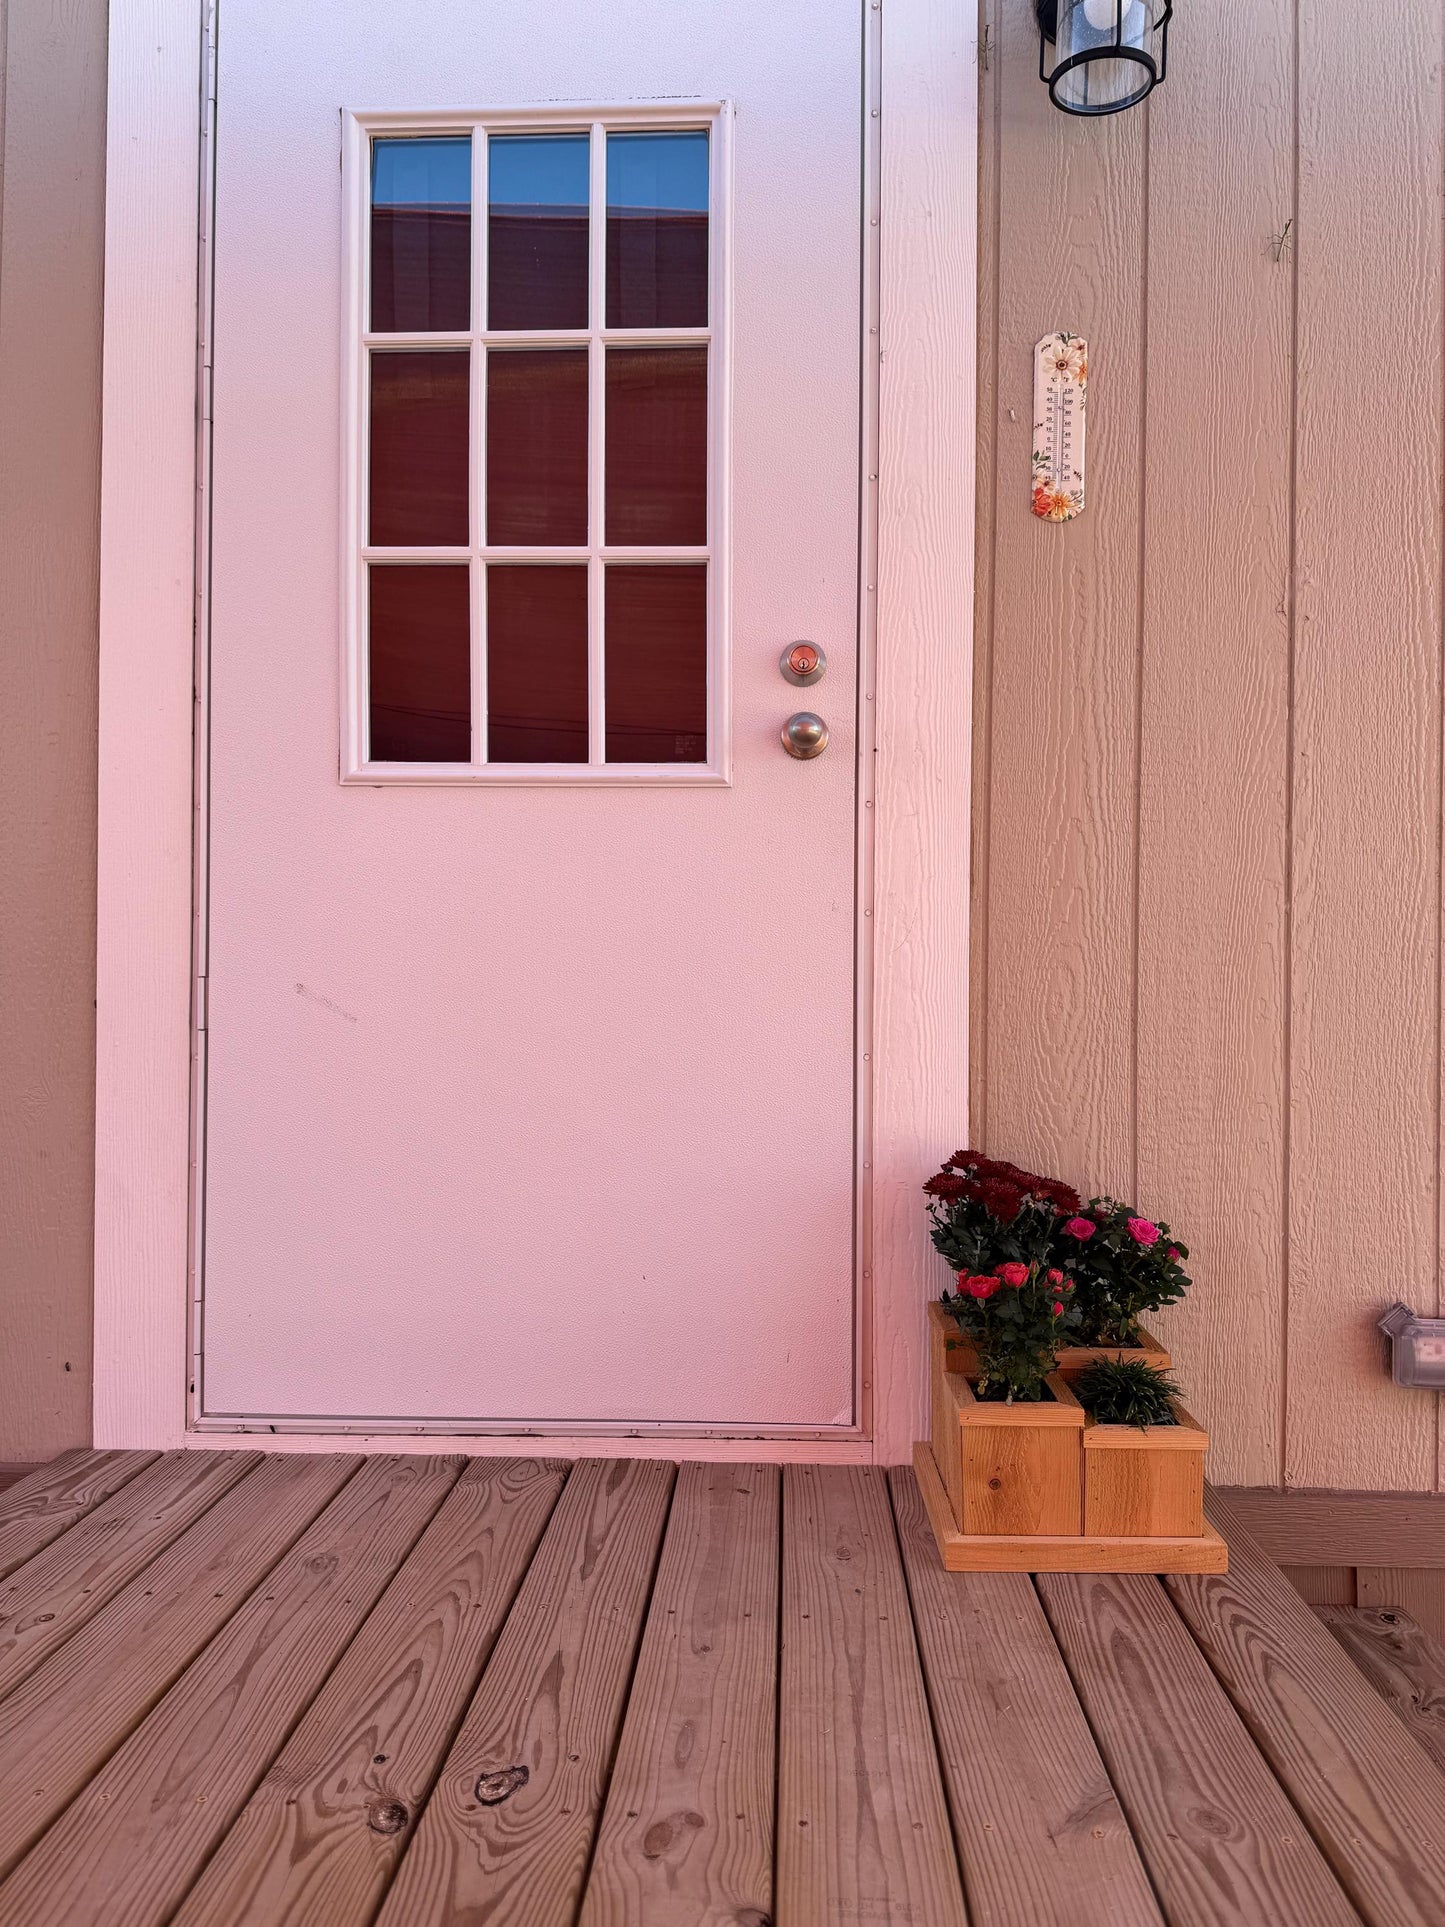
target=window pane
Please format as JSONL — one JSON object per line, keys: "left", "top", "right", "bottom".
{"left": 371, "top": 137, "right": 471, "bottom": 333}
{"left": 369, "top": 351, "right": 470, "bottom": 548}
{"left": 605, "top": 566, "right": 707, "bottom": 762}
{"left": 369, "top": 565, "right": 471, "bottom": 763}
{"left": 487, "top": 566, "right": 589, "bottom": 762}
{"left": 486, "top": 350, "right": 588, "bottom": 546}
{"left": 488, "top": 135, "right": 589, "bottom": 331}
{"left": 605, "top": 347, "right": 707, "bottom": 546}
{"left": 606, "top": 132, "right": 708, "bottom": 328}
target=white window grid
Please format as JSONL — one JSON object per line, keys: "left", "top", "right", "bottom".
{"left": 340, "top": 102, "right": 732, "bottom": 785}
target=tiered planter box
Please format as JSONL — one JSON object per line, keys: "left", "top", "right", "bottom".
{"left": 917, "top": 1303, "right": 1227, "bottom": 1573}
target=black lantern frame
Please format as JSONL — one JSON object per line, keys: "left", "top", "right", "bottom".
{"left": 1035, "top": 0, "right": 1172, "bottom": 117}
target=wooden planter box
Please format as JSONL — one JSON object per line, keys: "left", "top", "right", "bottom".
{"left": 920, "top": 1302, "right": 1226, "bottom": 1574}
{"left": 941, "top": 1313, "right": 1172, "bottom": 1376}
{"left": 1082, "top": 1400, "right": 1208, "bottom": 1538}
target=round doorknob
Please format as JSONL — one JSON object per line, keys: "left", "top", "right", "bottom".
{"left": 782, "top": 712, "right": 829, "bottom": 759}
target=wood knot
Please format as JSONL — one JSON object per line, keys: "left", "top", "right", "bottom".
{"left": 475, "top": 1764, "right": 529, "bottom": 1806}
{"left": 987, "top": 1477, "right": 1002, "bottom": 1490}
{"left": 367, "top": 1800, "right": 409, "bottom": 1835}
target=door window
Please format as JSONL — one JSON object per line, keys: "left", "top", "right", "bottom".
{"left": 349, "top": 112, "right": 726, "bottom": 781}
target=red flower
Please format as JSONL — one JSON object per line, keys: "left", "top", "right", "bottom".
{"left": 923, "top": 1172, "right": 969, "bottom": 1199}
{"left": 994, "top": 1262, "right": 1029, "bottom": 1288}
{"left": 1126, "top": 1217, "right": 1160, "bottom": 1245}
{"left": 1167, "top": 1245, "right": 1181, "bottom": 1261}
{"left": 1051, "top": 1301, "right": 1065, "bottom": 1317}
{"left": 1062, "top": 1216, "right": 1095, "bottom": 1240}
{"left": 964, "top": 1274, "right": 1000, "bottom": 1300}
{"left": 1047, "top": 1268, "right": 1063, "bottom": 1285}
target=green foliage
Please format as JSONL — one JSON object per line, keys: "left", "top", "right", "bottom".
{"left": 943, "top": 1262, "right": 1083, "bottom": 1404}
{"left": 1072, "top": 1356, "right": 1182, "bottom": 1429}
{"left": 1051, "top": 1197, "right": 1191, "bottom": 1343}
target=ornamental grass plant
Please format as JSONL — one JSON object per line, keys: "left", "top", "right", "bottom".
{"left": 1072, "top": 1356, "right": 1182, "bottom": 1429}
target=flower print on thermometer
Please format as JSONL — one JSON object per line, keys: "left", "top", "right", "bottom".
{"left": 1032, "top": 331, "right": 1087, "bottom": 522}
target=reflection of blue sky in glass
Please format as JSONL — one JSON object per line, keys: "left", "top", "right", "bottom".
{"left": 607, "top": 132, "right": 709, "bottom": 213}
{"left": 488, "top": 136, "right": 590, "bottom": 208}
{"left": 371, "top": 137, "right": 471, "bottom": 208}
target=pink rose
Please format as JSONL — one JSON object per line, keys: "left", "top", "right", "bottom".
{"left": 1127, "top": 1217, "right": 1160, "bottom": 1245}
{"left": 1062, "top": 1217, "right": 1095, "bottom": 1240}
{"left": 1051, "top": 1301, "right": 1064, "bottom": 1317}
{"left": 1046, "top": 1268, "right": 1063, "bottom": 1285}
{"left": 994, "top": 1262, "right": 1029, "bottom": 1288}
{"left": 1167, "top": 1245, "right": 1181, "bottom": 1261}
{"left": 964, "top": 1274, "right": 999, "bottom": 1300}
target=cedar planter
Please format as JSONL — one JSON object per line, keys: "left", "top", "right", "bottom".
{"left": 929, "top": 1302, "right": 1081, "bottom": 1534}
{"left": 952, "top": 1367, "right": 1084, "bottom": 1535}
{"left": 1081, "top": 1399, "right": 1208, "bottom": 1538}
{"left": 920, "top": 1302, "right": 1226, "bottom": 1574}
{"left": 942, "top": 1320, "right": 1172, "bottom": 1376}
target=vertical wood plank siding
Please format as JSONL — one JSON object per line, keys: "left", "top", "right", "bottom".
{"left": 973, "top": 0, "right": 1445, "bottom": 1488}
{"left": 974, "top": 0, "right": 1445, "bottom": 1487}
{"left": 0, "top": 0, "right": 108, "bottom": 1458}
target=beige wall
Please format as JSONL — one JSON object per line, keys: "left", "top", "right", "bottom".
{"left": 0, "top": 0, "right": 108, "bottom": 1459}
{"left": 972, "top": 0, "right": 1445, "bottom": 1487}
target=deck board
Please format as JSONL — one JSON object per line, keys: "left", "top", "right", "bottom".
{"left": 0, "top": 1451, "right": 358, "bottom": 1880}
{"left": 580, "top": 1462, "right": 779, "bottom": 1927}
{"left": 175, "top": 1457, "right": 568, "bottom": 1927}
{"left": 1317, "top": 1607, "right": 1445, "bottom": 1776}
{"left": 889, "top": 1466, "right": 1163, "bottom": 1927}
{"left": 1171, "top": 1494, "right": 1445, "bottom": 1925}
{"left": 1038, "top": 1571, "right": 1360, "bottom": 1926}
{"left": 0, "top": 1447, "right": 158, "bottom": 1581}
{"left": 378, "top": 1458, "right": 675, "bottom": 1927}
{"left": 0, "top": 1450, "right": 1430, "bottom": 1926}
{"left": 777, "top": 1463, "right": 967, "bottom": 1926}
{"left": 0, "top": 1448, "right": 258, "bottom": 1700}
{"left": 0, "top": 1455, "right": 461, "bottom": 1925}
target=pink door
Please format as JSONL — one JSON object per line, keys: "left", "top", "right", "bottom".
{"left": 200, "top": 0, "right": 869, "bottom": 1429}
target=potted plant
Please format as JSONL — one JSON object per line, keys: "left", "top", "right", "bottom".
{"left": 932, "top": 1260, "right": 1085, "bottom": 1535}
{"left": 1052, "top": 1196, "right": 1190, "bottom": 1348}
{"left": 925, "top": 1151, "right": 1175, "bottom": 1371}
{"left": 1071, "top": 1356, "right": 1208, "bottom": 1538}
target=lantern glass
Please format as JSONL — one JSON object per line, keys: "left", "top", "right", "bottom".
{"left": 1040, "top": 0, "right": 1171, "bottom": 116}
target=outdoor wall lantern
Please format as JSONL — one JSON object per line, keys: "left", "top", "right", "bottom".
{"left": 1035, "top": 0, "right": 1172, "bottom": 116}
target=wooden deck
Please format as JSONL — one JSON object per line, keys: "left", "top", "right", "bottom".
{"left": 0, "top": 1453, "right": 1442, "bottom": 1924}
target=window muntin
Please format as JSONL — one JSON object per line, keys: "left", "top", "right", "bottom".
{"left": 350, "top": 109, "right": 726, "bottom": 783}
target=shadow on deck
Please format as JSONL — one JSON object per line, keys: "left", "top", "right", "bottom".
{"left": 0, "top": 1449, "right": 1441, "bottom": 1923}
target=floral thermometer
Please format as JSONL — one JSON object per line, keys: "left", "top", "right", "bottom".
{"left": 1032, "top": 332, "right": 1087, "bottom": 522}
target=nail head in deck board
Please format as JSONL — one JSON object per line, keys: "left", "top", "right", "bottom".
{"left": 174, "top": 1457, "right": 569, "bottom": 1927}
{"left": 0, "top": 1448, "right": 159, "bottom": 1580}
{"left": 378, "top": 1456, "right": 676, "bottom": 1927}
{"left": 0, "top": 1449, "right": 259, "bottom": 1699}
{"left": 579, "top": 1462, "right": 779, "bottom": 1927}
{"left": 777, "top": 1463, "right": 967, "bottom": 1927}
{"left": 1036, "top": 1570, "right": 1360, "bottom": 1927}
{"left": 1317, "top": 1608, "right": 1445, "bottom": 1778}
{"left": 1169, "top": 1496, "right": 1445, "bottom": 1925}
{"left": 887, "top": 1466, "right": 1162, "bottom": 1927}
{"left": 0, "top": 1454, "right": 463, "bottom": 1926}
{"left": 0, "top": 1451, "right": 359, "bottom": 1880}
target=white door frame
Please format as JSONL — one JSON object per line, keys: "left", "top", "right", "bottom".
{"left": 93, "top": 0, "right": 976, "bottom": 1463}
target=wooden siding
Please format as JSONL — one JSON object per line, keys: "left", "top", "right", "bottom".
{"left": 0, "top": 0, "right": 108, "bottom": 1459}
{"left": 972, "top": 0, "right": 1445, "bottom": 1487}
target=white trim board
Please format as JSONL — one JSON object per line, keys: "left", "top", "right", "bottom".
{"left": 93, "top": 0, "right": 976, "bottom": 1461}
